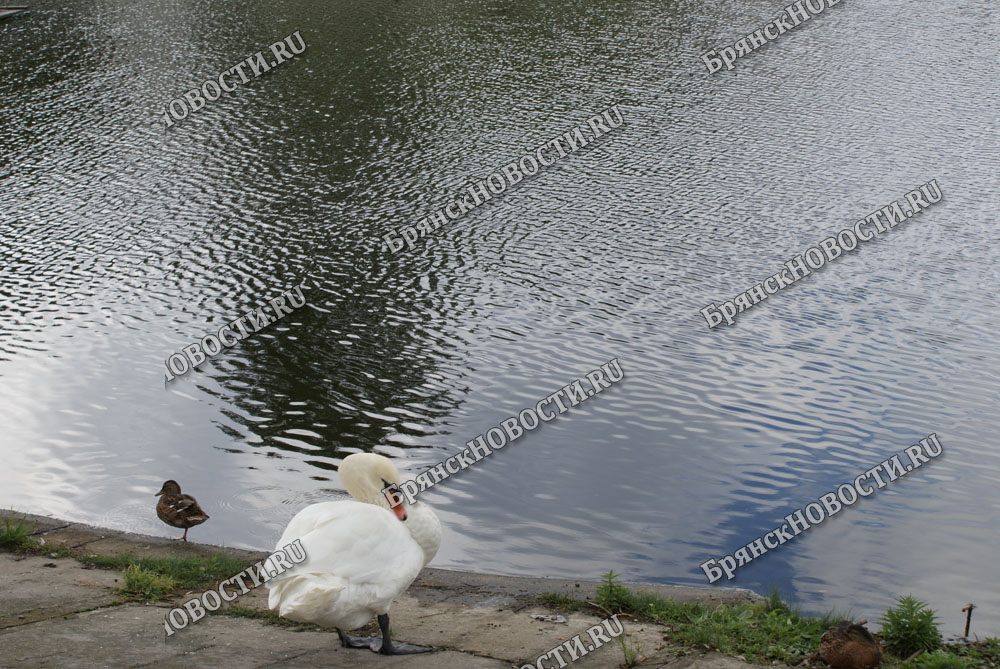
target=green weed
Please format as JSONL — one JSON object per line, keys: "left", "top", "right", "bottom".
{"left": 119, "top": 564, "right": 179, "bottom": 601}
{"left": 83, "top": 553, "right": 256, "bottom": 590}
{"left": 594, "top": 571, "right": 839, "bottom": 665}
{"left": 0, "top": 511, "right": 36, "bottom": 548}
{"left": 538, "top": 592, "right": 586, "bottom": 611}
{"left": 881, "top": 596, "right": 943, "bottom": 657}
{"left": 618, "top": 632, "right": 644, "bottom": 667}
{"left": 909, "top": 650, "right": 972, "bottom": 668}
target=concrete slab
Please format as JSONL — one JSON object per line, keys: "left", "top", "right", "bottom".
{"left": 0, "top": 554, "right": 118, "bottom": 629}
{"left": 226, "top": 582, "right": 690, "bottom": 667}
{"left": 0, "top": 604, "right": 510, "bottom": 668}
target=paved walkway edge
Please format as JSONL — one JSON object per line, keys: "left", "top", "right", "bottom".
{"left": 10, "top": 510, "right": 763, "bottom": 606}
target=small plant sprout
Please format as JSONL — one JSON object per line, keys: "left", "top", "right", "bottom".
{"left": 618, "top": 632, "right": 644, "bottom": 668}
{"left": 879, "top": 595, "right": 943, "bottom": 657}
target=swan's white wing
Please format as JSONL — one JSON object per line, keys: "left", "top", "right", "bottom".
{"left": 265, "top": 501, "right": 425, "bottom": 630}
{"left": 272, "top": 501, "right": 356, "bottom": 549}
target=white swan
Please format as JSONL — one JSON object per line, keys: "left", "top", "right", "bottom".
{"left": 266, "top": 453, "right": 441, "bottom": 655}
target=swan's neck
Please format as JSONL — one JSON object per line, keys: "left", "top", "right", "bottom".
{"left": 343, "top": 473, "right": 440, "bottom": 565}
{"left": 404, "top": 501, "right": 441, "bottom": 566}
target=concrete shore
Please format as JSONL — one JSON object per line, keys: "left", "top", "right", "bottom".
{"left": 1, "top": 513, "right": 774, "bottom": 668}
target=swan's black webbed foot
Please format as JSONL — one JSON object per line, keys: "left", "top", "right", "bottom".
{"left": 336, "top": 629, "right": 375, "bottom": 649}
{"left": 372, "top": 613, "right": 434, "bottom": 655}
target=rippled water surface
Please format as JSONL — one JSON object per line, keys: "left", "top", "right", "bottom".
{"left": 2, "top": 0, "right": 998, "bottom": 634}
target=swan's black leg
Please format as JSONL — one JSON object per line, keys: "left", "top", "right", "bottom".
{"left": 337, "top": 628, "right": 373, "bottom": 649}
{"left": 372, "top": 613, "right": 433, "bottom": 655}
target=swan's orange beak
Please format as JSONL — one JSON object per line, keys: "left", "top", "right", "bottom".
{"left": 384, "top": 486, "right": 407, "bottom": 521}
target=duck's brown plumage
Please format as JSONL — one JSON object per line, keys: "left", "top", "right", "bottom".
{"left": 818, "top": 620, "right": 882, "bottom": 669}
{"left": 155, "top": 480, "right": 209, "bottom": 541}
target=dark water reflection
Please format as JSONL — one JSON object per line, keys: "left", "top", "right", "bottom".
{"left": 2, "top": 0, "right": 998, "bottom": 635}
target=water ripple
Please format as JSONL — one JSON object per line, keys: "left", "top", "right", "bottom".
{"left": 1, "top": 0, "right": 998, "bottom": 636}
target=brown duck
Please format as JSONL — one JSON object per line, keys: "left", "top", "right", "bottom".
{"left": 818, "top": 620, "right": 882, "bottom": 669}
{"left": 155, "top": 480, "right": 210, "bottom": 541}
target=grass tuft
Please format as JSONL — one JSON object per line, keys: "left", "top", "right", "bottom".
{"left": 931, "top": 638, "right": 1000, "bottom": 669}
{"left": 538, "top": 592, "right": 586, "bottom": 611}
{"left": 82, "top": 553, "right": 257, "bottom": 591}
{"left": 619, "top": 632, "right": 644, "bottom": 668}
{"left": 0, "top": 517, "right": 254, "bottom": 590}
{"left": 0, "top": 511, "right": 36, "bottom": 549}
{"left": 594, "top": 572, "right": 840, "bottom": 665}
{"left": 909, "top": 650, "right": 973, "bottom": 669}
{"left": 0, "top": 528, "right": 257, "bottom": 602}
{"left": 119, "top": 564, "right": 179, "bottom": 601}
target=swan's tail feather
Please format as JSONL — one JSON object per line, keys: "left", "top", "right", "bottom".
{"left": 267, "top": 574, "right": 374, "bottom": 630}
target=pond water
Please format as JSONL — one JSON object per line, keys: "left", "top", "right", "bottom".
{"left": 2, "top": 0, "right": 998, "bottom": 635}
